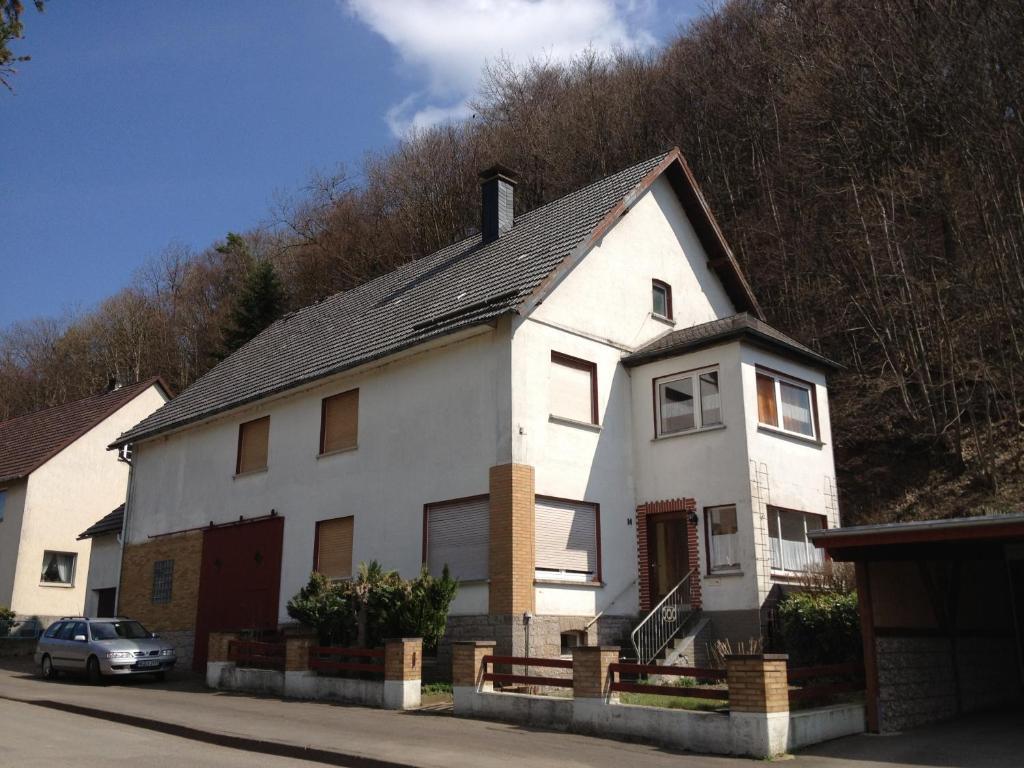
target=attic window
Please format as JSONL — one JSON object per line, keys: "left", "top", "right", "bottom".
{"left": 652, "top": 280, "right": 672, "bottom": 320}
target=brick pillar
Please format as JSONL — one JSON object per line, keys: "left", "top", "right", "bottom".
{"left": 383, "top": 638, "right": 422, "bottom": 710}
{"left": 725, "top": 654, "right": 790, "bottom": 713}
{"left": 207, "top": 631, "right": 239, "bottom": 664}
{"left": 572, "top": 646, "right": 620, "bottom": 701}
{"left": 452, "top": 639, "right": 496, "bottom": 712}
{"left": 488, "top": 463, "right": 535, "bottom": 615}
{"left": 284, "top": 630, "right": 316, "bottom": 672}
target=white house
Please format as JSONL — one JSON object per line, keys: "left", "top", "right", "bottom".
{"left": 0, "top": 379, "right": 169, "bottom": 626}
{"left": 112, "top": 150, "right": 839, "bottom": 671}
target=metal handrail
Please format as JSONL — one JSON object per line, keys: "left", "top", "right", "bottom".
{"left": 630, "top": 569, "right": 695, "bottom": 665}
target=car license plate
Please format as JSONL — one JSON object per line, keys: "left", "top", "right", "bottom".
{"left": 136, "top": 659, "right": 159, "bottom": 668}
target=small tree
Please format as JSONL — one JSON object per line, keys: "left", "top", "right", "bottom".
{"left": 0, "top": 606, "right": 15, "bottom": 637}
{"left": 221, "top": 258, "right": 284, "bottom": 356}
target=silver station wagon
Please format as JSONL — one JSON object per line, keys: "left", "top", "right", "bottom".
{"left": 35, "top": 617, "right": 177, "bottom": 683}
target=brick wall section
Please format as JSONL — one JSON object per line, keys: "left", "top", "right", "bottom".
{"left": 119, "top": 531, "right": 203, "bottom": 632}
{"left": 207, "top": 631, "right": 238, "bottom": 663}
{"left": 452, "top": 640, "right": 496, "bottom": 688}
{"left": 725, "top": 654, "right": 789, "bottom": 713}
{"left": 488, "top": 463, "right": 535, "bottom": 615}
{"left": 284, "top": 633, "right": 315, "bottom": 672}
{"left": 635, "top": 499, "right": 701, "bottom": 612}
{"left": 384, "top": 638, "right": 422, "bottom": 682}
{"left": 572, "top": 646, "right": 620, "bottom": 700}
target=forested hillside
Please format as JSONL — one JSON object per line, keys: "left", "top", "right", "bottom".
{"left": 3, "top": 0, "right": 1022, "bottom": 523}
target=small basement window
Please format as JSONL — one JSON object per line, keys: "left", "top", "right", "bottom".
{"left": 652, "top": 279, "right": 673, "bottom": 320}
{"left": 236, "top": 416, "right": 270, "bottom": 474}
{"left": 560, "top": 631, "right": 585, "bottom": 656}
{"left": 40, "top": 551, "right": 76, "bottom": 585}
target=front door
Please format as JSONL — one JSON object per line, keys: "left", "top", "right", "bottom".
{"left": 647, "top": 513, "right": 690, "bottom": 605}
{"left": 95, "top": 587, "right": 116, "bottom": 618}
{"left": 192, "top": 516, "right": 284, "bottom": 671}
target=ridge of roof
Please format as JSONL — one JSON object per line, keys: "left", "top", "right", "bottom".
{"left": 0, "top": 377, "right": 168, "bottom": 484}
{"left": 115, "top": 149, "right": 763, "bottom": 446}
{"left": 621, "top": 313, "right": 839, "bottom": 370}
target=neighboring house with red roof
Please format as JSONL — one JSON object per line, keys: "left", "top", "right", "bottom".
{"left": 0, "top": 379, "right": 169, "bottom": 624}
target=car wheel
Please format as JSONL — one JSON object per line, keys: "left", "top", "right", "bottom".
{"left": 86, "top": 656, "right": 104, "bottom": 685}
{"left": 40, "top": 655, "right": 55, "bottom": 680}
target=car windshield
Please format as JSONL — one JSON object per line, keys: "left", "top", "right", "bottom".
{"left": 90, "top": 621, "right": 151, "bottom": 640}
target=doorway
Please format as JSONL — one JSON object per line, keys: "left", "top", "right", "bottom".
{"left": 94, "top": 587, "right": 116, "bottom": 618}
{"left": 646, "top": 512, "right": 690, "bottom": 605}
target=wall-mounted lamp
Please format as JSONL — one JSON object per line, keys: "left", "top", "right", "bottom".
{"left": 688, "top": 512, "right": 699, "bottom": 525}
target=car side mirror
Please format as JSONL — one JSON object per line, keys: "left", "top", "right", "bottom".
{"left": 73, "top": 634, "right": 87, "bottom": 642}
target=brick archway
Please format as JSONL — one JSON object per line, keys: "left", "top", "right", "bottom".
{"left": 636, "top": 498, "right": 702, "bottom": 612}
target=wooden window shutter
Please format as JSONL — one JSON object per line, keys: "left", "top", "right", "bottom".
{"left": 425, "top": 497, "right": 489, "bottom": 581}
{"left": 756, "top": 373, "right": 778, "bottom": 427}
{"left": 316, "top": 516, "right": 354, "bottom": 580}
{"left": 320, "top": 389, "right": 359, "bottom": 454}
{"left": 535, "top": 498, "right": 598, "bottom": 575}
{"left": 236, "top": 416, "right": 270, "bottom": 474}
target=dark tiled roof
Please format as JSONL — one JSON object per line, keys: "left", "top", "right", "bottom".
{"left": 0, "top": 378, "right": 166, "bottom": 484}
{"left": 78, "top": 504, "right": 125, "bottom": 540}
{"left": 622, "top": 313, "right": 839, "bottom": 370}
{"left": 117, "top": 150, "right": 761, "bottom": 446}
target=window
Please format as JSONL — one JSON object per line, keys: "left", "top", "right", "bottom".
{"left": 550, "top": 352, "right": 598, "bottom": 425}
{"left": 652, "top": 280, "right": 673, "bottom": 319}
{"left": 152, "top": 559, "right": 174, "bottom": 604}
{"left": 767, "top": 507, "right": 825, "bottom": 573}
{"left": 0, "top": 488, "right": 6, "bottom": 522}
{"left": 560, "top": 631, "right": 584, "bottom": 656}
{"left": 424, "top": 496, "right": 490, "bottom": 581}
{"left": 315, "top": 516, "right": 354, "bottom": 581}
{"left": 756, "top": 370, "right": 816, "bottom": 438}
{"left": 44, "top": 622, "right": 64, "bottom": 639}
{"left": 535, "top": 497, "right": 600, "bottom": 582}
{"left": 320, "top": 389, "right": 359, "bottom": 455}
{"left": 56, "top": 622, "right": 78, "bottom": 640}
{"left": 705, "top": 505, "right": 740, "bottom": 572}
{"left": 236, "top": 415, "right": 270, "bottom": 474}
{"left": 40, "top": 551, "right": 76, "bottom": 584}
{"left": 655, "top": 367, "right": 722, "bottom": 436}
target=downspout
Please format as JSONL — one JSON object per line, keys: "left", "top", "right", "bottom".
{"left": 114, "top": 449, "right": 135, "bottom": 617}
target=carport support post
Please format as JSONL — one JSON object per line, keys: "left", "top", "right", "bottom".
{"left": 283, "top": 626, "right": 317, "bottom": 699}
{"left": 451, "top": 640, "right": 495, "bottom": 714}
{"left": 855, "top": 561, "right": 880, "bottom": 733}
{"left": 206, "top": 631, "right": 239, "bottom": 689}
{"left": 383, "top": 637, "right": 422, "bottom": 710}
{"left": 725, "top": 654, "right": 790, "bottom": 758}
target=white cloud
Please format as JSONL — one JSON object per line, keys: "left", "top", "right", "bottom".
{"left": 344, "top": 0, "right": 659, "bottom": 136}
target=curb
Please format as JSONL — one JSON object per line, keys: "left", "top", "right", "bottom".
{"left": 0, "top": 694, "right": 418, "bottom": 768}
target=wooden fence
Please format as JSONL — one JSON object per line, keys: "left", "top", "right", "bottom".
{"left": 309, "top": 645, "right": 385, "bottom": 675}
{"left": 609, "top": 662, "right": 729, "bottom": 700}
{"left": 482, "top": 654, "right": 574, "bottom": 689}
{"left": 227, "top": 639, "right": 285, "bottom": 671}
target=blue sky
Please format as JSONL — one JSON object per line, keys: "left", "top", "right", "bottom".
{"left": 0, "top": 1, "right": 701, "bottom": 328}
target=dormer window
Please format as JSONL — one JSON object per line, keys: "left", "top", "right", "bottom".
{"left": 652, "top": 280, "right": 672, "bottom": 320}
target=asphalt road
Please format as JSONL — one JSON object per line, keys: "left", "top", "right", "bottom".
{"left": 0, "top": 698, "right": 319, "bottom": 767}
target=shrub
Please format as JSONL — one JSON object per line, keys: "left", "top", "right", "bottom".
{"left": 0, "top": 606, "right": 14, "bottom": 637}
{"left": 286, "top": 561, "right": 457, "bottom": 651}
{"left": 776, "top": 590, "right": 861, "bottom": 666}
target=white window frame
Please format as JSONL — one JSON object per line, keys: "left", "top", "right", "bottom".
{"left": 40, "top": 550, "right": 77, "bottom": 586}
{"left": 654, "top": 366, "right": 722, "bottom": 438}
{"left": 767, "top": 507, "right": 826, "bottom": 574}
{"left": 534, "top": 496, "right": 600, "bottom": 583}
{"left": 705, "top": 504, "right": 741, "bottom": 574}
{"left": 756, "top": 369, "right": 817, "bottom": 440}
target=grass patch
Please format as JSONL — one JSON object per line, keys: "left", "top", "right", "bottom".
{"left": 619, "top": 691, "right": 728, "bottom": 712}
{"left": 421, "top": 681, "right": 452, "bottom": 696}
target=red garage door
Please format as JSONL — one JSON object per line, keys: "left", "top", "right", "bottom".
{"left": 192, "top": 516, "right": 284, "bottom": 671}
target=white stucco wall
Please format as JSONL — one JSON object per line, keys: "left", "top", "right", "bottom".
{"left": 127, "top": 326, "right": 510, "bottom": 621}
{"left": 513, "top": 174, "right": 738, "bottom": 618}
{"left": 7, "top": 385, "right": 167, "bottom": 619}
{"left": 83, "top": 534, "right": 121, "bottom": 616}
{"left": 0, "top": 479, "right": 28, "bottom": 610}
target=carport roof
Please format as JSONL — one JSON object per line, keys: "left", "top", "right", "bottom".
{"left": 811, "top": 513, "right": 1024, "bottom": 558}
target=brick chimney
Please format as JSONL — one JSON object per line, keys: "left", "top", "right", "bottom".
{"left": 479, "top": 164, "right": 518, "bottom": 243}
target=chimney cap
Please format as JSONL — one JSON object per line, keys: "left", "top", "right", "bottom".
{"left": 479, "top": 163, "right": 519, "bottom": 184}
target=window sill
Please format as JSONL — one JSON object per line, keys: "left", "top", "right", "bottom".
{"left": 757, "top": 425, "right": 824, "bottom": 447}
{"left": 650, "top": 312, "right": 675, "bottom": 327}
{"left": 233, "top": 467, "right": 268, "bottom": 479}
{"left": 653, "top": 423, "right": 725, "bottom": 442}
{"left": 706, "top": 569, "right": 744, "bottom": 578}
{"left": 548, "top": 415, "right": 602, "bottom": 433}
{"left": 317, "top": 446, "right": 358, "bottom": 460}
{"left": 39, "top": 582, "right": 74, "bottom": 588}
{"left": 534, "top": 578, "right": 604, "bottom": 588}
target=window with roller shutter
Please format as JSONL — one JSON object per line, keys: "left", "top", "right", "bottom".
{"left": 235, "top": 416, "right": 269, "bottom": 474}
{"left": 315, "top": 516, "right": 354, "bottom": 580}
{"left": 423, "top": 496, "right": 489, "bottom": 582}
{"left": 320, "top": 389, "right": 359, "bottom": 454}
{"left": 549, "top": 352, "right": 598, "bottom": 425}
{"left": 534, "top": 497, "right": 600, "bottom": 582}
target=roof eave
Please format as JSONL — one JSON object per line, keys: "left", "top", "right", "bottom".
{"left": 623, "top": 327, "right": 839, "bottom": 371}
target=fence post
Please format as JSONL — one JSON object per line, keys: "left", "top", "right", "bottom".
{"left": 206, "top": 631, "right": 239, "bottom": 689}
{"left": 571, "top": 645, "right": 619, "bottom": 732}
{"left": 451, "top": 640, "right": 495, "bottom": 715}
{"left": 725, "top": 653, "right": 790, "bottom": 758}
{"left": 383, "top": 637, "right": 422, "bottom": 710}
{"left": 282, "top": 626, "right": 317, "bottom": 699}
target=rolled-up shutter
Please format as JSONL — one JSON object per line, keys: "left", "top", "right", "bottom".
{"left": 535, "top": 498, "right": 598, "bottom": 575}
{"left": 237, "top": 416, "right": 269, "bottom": 474}
{"left": 426, "top": 497, "right": 489, "bottom": 581}
{"left": 316, "top": 516, "right": 353, "bottom": 580}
